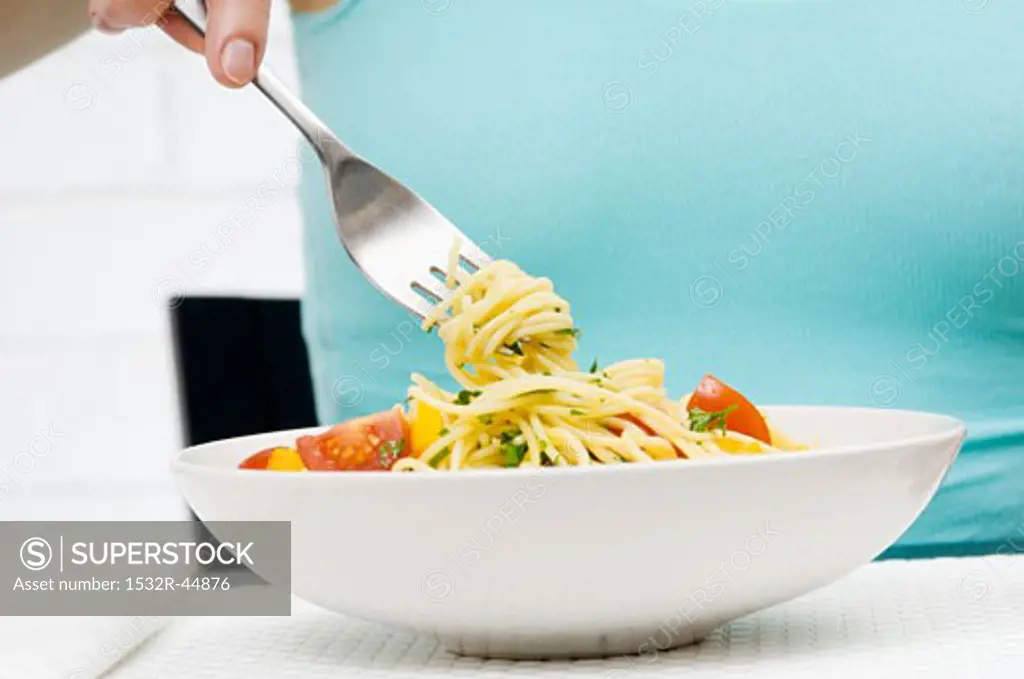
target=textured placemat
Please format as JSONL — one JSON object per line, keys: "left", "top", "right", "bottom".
{"left": 0, "top": 615, "right": 169, "bottom": 679}
{"left": 113, "top": 557, "right": 1024, "bottom": 678}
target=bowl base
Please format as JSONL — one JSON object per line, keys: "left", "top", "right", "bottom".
{"left": 437, "top": 629, "right": 707, "bottom": 660}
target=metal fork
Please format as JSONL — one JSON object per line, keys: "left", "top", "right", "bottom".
{"left": 174, "top": 2, "right": 491, "bottom": 319}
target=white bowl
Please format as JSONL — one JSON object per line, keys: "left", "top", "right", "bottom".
{"left": 172, "top": 406, "right": 965, "bottom": 659}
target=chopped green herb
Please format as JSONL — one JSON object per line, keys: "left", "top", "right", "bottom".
{"left": 438, "top": 427, "right": 450, "bottom": 437}
{"left": 569, "top": 409, "right": 585, "bottom": 416}
{"left": 502, "top": 441, "right": 529, "bottom": 467}
{"left": 539, "top": 440, "right": 548, "bottom": 451}
{"left": 478, "top": 414, "right": 494, "bottom": 425}
{"left": 425, "top": 324, "right": 437, "bottom": 335}
{"left": 377, "top": 438, "right": 405, "bottom": 466}
{"left": 589, "top": 359, "right": 599, "bottom": 374}
{"left": 502, "top": 341, "right": 525, "bottom": 356}
{"left": 428, "top": 447, "right": 451, "bottom": 467}
{"left": 554, "top": 307, "right": 562, "bottom": 313}
{"left": 542, "top": 370, "right": 552, "bottom": 376}
{"left": 688, "top": 405, "right": 737, "bottom": 433}
{"left": 522, "top": 388, "right": 555, "bottom": 396}
{"left": 555, "top": 328, "right": 581, "bottom": 338}
{"left": 454, "top": 390, "right": 482, "bottom": 405}
{"left": 499, "top": 429, "right": 522, "bottom": 444}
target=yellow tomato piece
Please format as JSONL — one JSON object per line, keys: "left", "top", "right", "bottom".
{"left": 411, "top": 400, "right": 444, "bottom": 455}
{"left": 266, "top": 447, "right": 305, "bottom": 471}
{"left": 712, "top": 437, "right": 765, "bottom": 455}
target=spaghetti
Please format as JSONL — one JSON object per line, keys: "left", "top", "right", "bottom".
{"left": 392, "top": 244, "right": 802, "bottom": 472}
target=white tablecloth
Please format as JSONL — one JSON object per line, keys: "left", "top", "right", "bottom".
{"left": 0, "top": 615, "right": 169, "bottom": 679}
{"left": 104, "top": 556, "right": 1024, "bottom": 678}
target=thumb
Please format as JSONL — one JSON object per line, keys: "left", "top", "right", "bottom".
{"left": 203, "top": 0, "right": 272, "bottom": 88}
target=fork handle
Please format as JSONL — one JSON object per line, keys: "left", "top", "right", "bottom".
{"left": 173, "top": 1, "right": 353, "bottom": 163}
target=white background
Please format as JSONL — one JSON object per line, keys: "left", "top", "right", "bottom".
{"left": 0, "top": 6, "right": 305, "bottom": 520}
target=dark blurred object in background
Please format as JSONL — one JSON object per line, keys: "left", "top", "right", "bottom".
{"left": 171, "top": 296, "right": 317, "bottom": 447}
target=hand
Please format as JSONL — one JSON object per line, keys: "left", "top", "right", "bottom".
{"left": 88, "top": 0, "right": 271, "bottom": 87}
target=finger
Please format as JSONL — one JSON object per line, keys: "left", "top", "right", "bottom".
{"left": 203, "top": 0, "right": 272, "bottom": 88}
{"left": 89, "top": 0, "right": 173, "bottom": 29}
{"left": 156, "top": 6, "right": 205, "bottom": 55}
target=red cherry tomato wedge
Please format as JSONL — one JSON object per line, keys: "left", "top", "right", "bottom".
{"left": 687, "top": 374, "right": 771, "bottom": 444}
{"left": 239, "top": 448, "right": 274, "bottom": 470}
{"left": 297, "top": 409, "right": 410, "bottom": 471}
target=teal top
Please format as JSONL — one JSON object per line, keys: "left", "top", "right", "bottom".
{"left": 291, "top": 0, "right": 1024, "bottom": 558}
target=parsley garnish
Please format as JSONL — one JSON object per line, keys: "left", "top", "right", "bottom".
{"left": 478, "top": 414, "right": 494, "bottom": 425}
{"left": 541, "top": 449, "right": 563, "bottom": 466}
{"left": 377, "top": 438, "right": 405, "bottom": 467}
{"left": 498, "top": 428, "right": 529, "bottom": 467}
{"left": 688, "top": 405, "right": 737, "bottom": 433}
{"left": 555, "top": 328, "right": 581, "bottom": 338}
{"left": 499, "top": 428, "right": 522, "bottom": 444}
{"left": 589, "top": 359, "right": 599, "bottom": 374}
{"left": 438, "top": 427, "right": 450, "bottom": 437}
{"left": 522, "top": 389, "right": 555, "bottom": 396}
{"left": 502, "top": 441, "right": 529, "bottom": 467}
{"left": 502, "top": 341, "right": 525, "bottom": 356}
{"left": 570, "top": 408, "right": 585, "bottom": 416}
{"left": 429, "top": 447, "right": 451, "bottom": 467}
{"left": 454, "top": 390, "right": 482, "bottom": 405}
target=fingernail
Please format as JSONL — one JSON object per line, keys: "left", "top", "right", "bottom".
{"left": 221, "top": 39, "right": 256, "bottom": 85}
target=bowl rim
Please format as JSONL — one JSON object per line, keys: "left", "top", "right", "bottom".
{"left": 171, "top": 405, "right": 967, "bottom": 482}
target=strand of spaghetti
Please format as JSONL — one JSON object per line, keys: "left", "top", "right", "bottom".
{"left": 600, "top": 428, "right": 647, "bottom": 463}
{"left": 445, "top": 240, "right": 461, "bottom": 288}
{"left": 548, "top": 427, "right": 590, "bottom": 465}
{"left": 449, "top": 438, "right": 466, "bottom": 470}
{"left": 518, "top": 416, "right": 543, "bottom": 468}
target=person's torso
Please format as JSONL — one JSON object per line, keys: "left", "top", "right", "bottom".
{"left": 291, "top": 0, "right": 1024, "bottom": 556}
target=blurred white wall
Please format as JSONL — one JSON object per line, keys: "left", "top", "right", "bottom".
{"left": 0, "top": 5, "right": 305, "bottom": 520}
